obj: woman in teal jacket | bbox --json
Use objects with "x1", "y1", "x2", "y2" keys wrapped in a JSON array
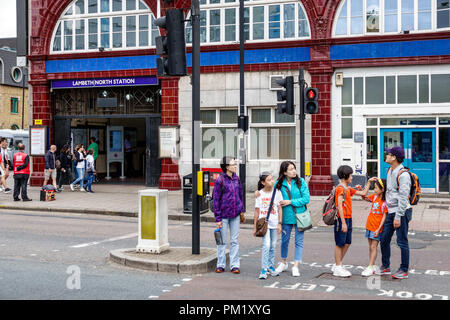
[{"x1": 274, "y1": 161, "x2": 310, "y2": 277}]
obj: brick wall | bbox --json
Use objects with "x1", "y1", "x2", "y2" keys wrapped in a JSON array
[{"x1": 0, "y1": 85, "x2": 30, "y2": 130}]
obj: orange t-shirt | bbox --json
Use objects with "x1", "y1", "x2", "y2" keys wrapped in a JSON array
[
  {"x1": 334, "y1": 185, "x2": 357, "y2": 219},
  {"x1": 366, "y1": 194, "x2": 388, "y2": 232}
]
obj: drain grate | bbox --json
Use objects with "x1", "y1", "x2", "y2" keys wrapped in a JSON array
[{"x1": 315, "y1": 272, "x2": 401, "y2": 282}]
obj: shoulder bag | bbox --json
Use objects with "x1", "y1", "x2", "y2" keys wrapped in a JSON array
[
  {"x1": 283, "y1": 184, "x2": 312, "y2": 232},
  {"x1": 255, "y1": 188, "x2": 277, "y2": 237}
]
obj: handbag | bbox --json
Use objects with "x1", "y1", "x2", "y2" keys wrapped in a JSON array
[
  {"x1": 283, "y1": 185, "x2": 313, "y2": 232},
  {"x1": 255, "y1": 188, "x2": 277, "y2": 237}
]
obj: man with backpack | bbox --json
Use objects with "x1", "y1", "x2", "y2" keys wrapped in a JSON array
[{"x1": 380, "y1": 146, "x2": 414, "y2": 280}]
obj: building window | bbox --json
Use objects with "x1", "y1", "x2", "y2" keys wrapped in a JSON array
[
  {"x1": 334, "y1": 0, "x2": 447, "y2": 36},
  {"x1": 185, "y1": 1, "x2": 310, "y2": 45},
  {"x1": 11, "y1": 97, "x2": 19, "y2": 114},
  {"x1": 249, "y1": 108, "x2": 296, "y2": 160},
  {"x1": 439, "y1": 118, "x2": 450, "y2": 192},
  {"x1": 201, "y1": 109, "x2": 238, "y2": 159},
  {"x1": 341, "y1": 78, "x2": 353, "y2": 139},
  {"x1": 51, "y1": 0, "x2": 159, "y2": 53}
]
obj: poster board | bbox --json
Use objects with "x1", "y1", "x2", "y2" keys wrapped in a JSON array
[
  {"x1": 29, "y1": 126, "x2": 47, "y2": 156},
  {"x1": 159, "y1": 126, "x2": 180, "y2": 159}
]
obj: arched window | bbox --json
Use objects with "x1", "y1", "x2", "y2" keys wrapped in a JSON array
[
  {"x1": 51, "y1": 0, "x2": 160, "y2": 53},
  {"x1": 185, "y1": 0, "x2": 311, "y2": 45},
  {"x1": 333, "y1": 0, "x2": 449, "y2": 37}
]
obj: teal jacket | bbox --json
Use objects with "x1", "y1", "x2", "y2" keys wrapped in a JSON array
[{"x1": 277, "y1": 177, "x2": 310, "y2": 225}]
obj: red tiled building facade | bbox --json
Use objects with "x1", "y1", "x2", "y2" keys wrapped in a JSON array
[{"x1": 28, "y1": 0, "x2": 450, "y2": 194}]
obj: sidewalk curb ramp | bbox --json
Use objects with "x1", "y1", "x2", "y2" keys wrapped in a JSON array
[{"x1": 109, "y1": 247, "x2": 228, "y2": 274}]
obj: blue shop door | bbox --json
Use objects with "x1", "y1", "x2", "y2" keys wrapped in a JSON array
[{"x1": 380, "y1": 128, "x2": 436, "y2": 190}]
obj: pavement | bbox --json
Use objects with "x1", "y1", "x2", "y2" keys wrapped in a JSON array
[{"x1": 1, "y1": 179, "x2": 449, "y2": 274}]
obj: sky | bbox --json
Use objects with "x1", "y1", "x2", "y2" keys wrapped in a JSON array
[{"x1": 0, "y1": 0, "x2": 17, "y2": 38}]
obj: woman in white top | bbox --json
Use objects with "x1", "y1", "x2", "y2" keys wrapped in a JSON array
[{"x1": 70, "y1": 146, "x2": 86, "y2": 191}]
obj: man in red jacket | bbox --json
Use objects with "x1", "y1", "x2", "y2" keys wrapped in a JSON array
[{"x1": 13, "y1": 143, "x2": 32, "y2": 202}]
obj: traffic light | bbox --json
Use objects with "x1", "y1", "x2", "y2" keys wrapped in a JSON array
[
  {"x1": 304, "y1": 87, "x2": 318, "y2": 114},
  {"x1": 275, "y1": 76, "x2": 294, "y2": 115},
  {"x1": 154, "y1": 9, "x2": 187, "y2": 76}
]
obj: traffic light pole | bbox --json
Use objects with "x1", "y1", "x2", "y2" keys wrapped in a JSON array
[
  {"x1": 299, "y1": 68, "x2": 306, "y2": 179},
  {"x1": 191, "y1": 0, "x2": 201, "y2": 254},
  {"x1": 238, "y1": 0, "x2": 247, "y2": 210}
]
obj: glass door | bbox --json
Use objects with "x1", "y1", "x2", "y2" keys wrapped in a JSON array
[
  {"x1": 409, "y1": 129, "x2": 435, "y2": 189},
  {"x1": 380, "y1": 129, "x2": 406, "y2": 178}
]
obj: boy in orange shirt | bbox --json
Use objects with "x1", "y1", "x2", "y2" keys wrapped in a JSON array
[{"x1": 332, "y1": 165, "x2": 375, "y2": 277}]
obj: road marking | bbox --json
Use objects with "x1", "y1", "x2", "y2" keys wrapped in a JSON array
[
  {"x1": 148, "y1": 296, "x2": 159, "y2": 299},
  {"x1": 69, "y1": 233, "x2": 138, "y2": 248}
]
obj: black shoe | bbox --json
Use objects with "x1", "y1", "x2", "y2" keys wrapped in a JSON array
[
  {"x1": 14, "y1": 198, "x2": 21, "y2": 201},
  {"x1": 89, "y1": 190, "x2": 95, "y2": 193},
  {"x1": 23, "y1": 198, "x2": 32, "y2": 202}
]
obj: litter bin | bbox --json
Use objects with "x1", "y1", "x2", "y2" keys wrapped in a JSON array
[{"x1": 183, "y1": 173, "x2": 209, "y2": 214}]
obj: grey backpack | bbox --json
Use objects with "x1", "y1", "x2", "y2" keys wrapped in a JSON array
[{"x1": 322, "y1": 185, "x2": 346, "y2": 225}]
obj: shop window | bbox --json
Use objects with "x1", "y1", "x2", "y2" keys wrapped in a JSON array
[
  {"x1": 431, "y1": 74, "x2": 450, "y2": 103},
  {"x1": 200, "y1": 110, "x2": 216, "y2": 124},
  {"x1": 354, "y1": 77, "x2": 363, "y2": 104},
  {"x1": 201, "y1": 109, "x2": 238, "y2": 159},
  {"x1": 385, "y1": 76, "x2": 396, "y2": 103},
  {"x1": 439, "y1": 127, "x2": 450, "y2": 192},
  {"x1": 365, "y1": 76, "x2": 384, "y2": 104},
  {"x1": 397, "y1": 75, "x2": 417, "y2": 103},
  {"x1": 219, "y1": 110, "x2": 237, "y2": 124},
  {"x1": 419, "y1": 75, "x2": 429, "y2": 103}
]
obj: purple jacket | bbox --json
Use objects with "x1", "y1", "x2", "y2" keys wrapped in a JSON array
[{"x1": 213, "y1": 172, "x2": 244, "y2": 222}]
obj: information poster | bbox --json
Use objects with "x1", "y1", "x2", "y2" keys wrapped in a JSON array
[
  {"x1": 159, "y1": 126, "x2": 180, "y2": 159},
  {"x1": 30, "y1": 126, "x2": 47, "y2": 156}
]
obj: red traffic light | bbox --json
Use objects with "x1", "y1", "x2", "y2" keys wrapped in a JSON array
[{"x1": 306, "y1": 88, "x2": 316, "y2": 100}]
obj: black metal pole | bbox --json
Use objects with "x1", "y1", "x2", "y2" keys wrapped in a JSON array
[
  {"x1": 191, "y1": 0, "x2": 201, "y2": 254},
  {"x1": 299, "y1": 68, "x2": 305, "y2": 179},
  {"x1": 238, "y1": 0, "x2": 246, "y2": 209}
]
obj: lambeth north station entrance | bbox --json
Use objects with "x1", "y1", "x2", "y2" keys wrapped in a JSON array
[{"x1": 51, "y1": 77, "x2": 161, "y2": 186}]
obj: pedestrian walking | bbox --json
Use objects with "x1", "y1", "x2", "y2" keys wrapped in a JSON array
[
  {"x1": 253, "y1": 172, "x2": 283, "y2": 280},
  {"x1": 84, "y1": 149, "x2": 96, "y2": 193},
  {"x1": 70, "y1": 145, "x2": 86, "y2": 192},
  {"x1": 43, "y1": 145, "x2": 60, "y2": 192},
  {"x1": 0, "y1": 137, "x2": 12, "y2": 193},
  {"x1": 360, "y1": 177, "x2": 388, "y2": 277},
  {"x1": 380, "y1": 146, "x2": 413, "y2": 279},
  {"x1": 12, "y1": 143, "x2": 32, "y2": 202},
  {"x1": 57, "y1": 146, "x2": 72, "y2": 190},
  {"x1": 0, "y1": 146, "x2": 10, "y2": 194},
  {"x1": 88, "y1": 137, "x2": 99, "y2": 182},
  {"x1": 213, "y1": 156, "x2": 245, "y2": 274},
  {"x1": 332, "y1": 165, "x2": 371, "y2": 277}
]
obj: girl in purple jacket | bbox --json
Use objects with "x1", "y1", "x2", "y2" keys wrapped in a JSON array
[{"x1": 213, "y1": 156, "x2": 245, "y2": 274}]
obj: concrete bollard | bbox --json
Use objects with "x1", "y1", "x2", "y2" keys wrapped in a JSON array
[{"x1": 136, "y1": 189, "x2": 169, "y2": 253}]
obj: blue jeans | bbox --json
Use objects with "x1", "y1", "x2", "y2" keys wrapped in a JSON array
[
  {"x1": 72, "y1": 168, "x2": 85, "y2": 188},
  {"x1": 280, "y1": 224, "x2": 304, "y2": 263},
  {"x1": 261, "y1": 228, "x2": 278, "y2": 270},
  {"x1": 381, "y1": 209, "x2": 412, "y2": 272},
  {"x1": 85, "y1": 172, "x2": 95, "y2": 191},
  {"x1": 217, "y1": 215, "x2": 240, "y2": 269}
]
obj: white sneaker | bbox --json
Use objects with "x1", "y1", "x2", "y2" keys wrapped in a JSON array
[
  {"x1": 331, "y1": 263, "x2": 336, "y2": 272},
  {"x1": 361, "y1": 266, "x2": 375, "y2": 277},
  {"x1": 373, "y1": 265, "x2": 381, "y2": 275},
  {"x1": 275, "y1": 262, "x2": 288, "y2": 274},
  {"x1": 292, "y1": 266, "x2": 300, "y2": 277},
  {"x1": 70, "y1": 184, "x2": 74, "y2": 191},
  {"x1": 333, "y1": 265, "x2": 352, "y2": 277},
  {"x1": 80, "y1": 188, "x2": 85, "y2": 192}
]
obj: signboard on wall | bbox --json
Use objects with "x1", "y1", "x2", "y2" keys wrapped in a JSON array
[
  {"x1": 29, "y1": 126, "x2": 47, "y2": 156},
  {"x1": 159, "y1": 126, "x2": 180, "y2": 159},
  {"x1": 51, "y1": 76, "x2": 158, "y2": 89}
]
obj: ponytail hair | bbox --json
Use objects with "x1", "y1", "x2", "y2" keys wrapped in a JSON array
[{"x1": 257, "y1": 171, "x2": 271, "y2": 191}]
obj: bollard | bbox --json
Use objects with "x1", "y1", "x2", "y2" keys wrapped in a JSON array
[{"x1": 136, "y1": 189, "x2": 169, "y2": 253}]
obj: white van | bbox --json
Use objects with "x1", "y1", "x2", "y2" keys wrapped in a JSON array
[{"x1": 0, "y1": 129, "x2": 30, "y2": 162}]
